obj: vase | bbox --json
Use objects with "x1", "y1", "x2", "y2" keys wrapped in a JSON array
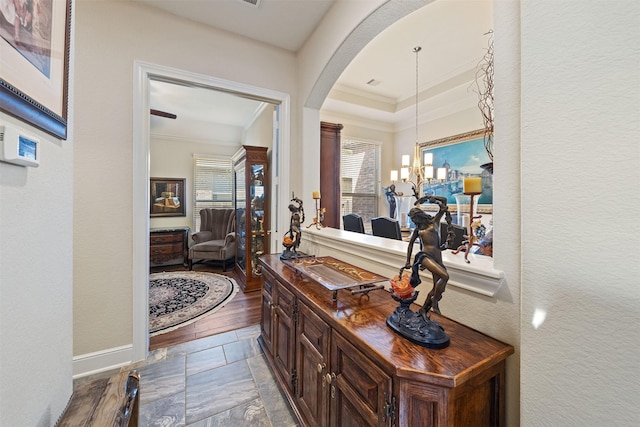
[
  {"x1": 480, "y1": 162, "x2": 493, "y2": 175},
  {"x1": 453, "y1": 193, "x2": 478, "y2": 229}
]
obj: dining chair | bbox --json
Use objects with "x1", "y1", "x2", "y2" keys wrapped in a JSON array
[
  {"x1": 370, "y1": 216, "x2": 402, "y2": 240},
  {"x1": 342, "y1": 213, "x2": 365, "y2": 234}
]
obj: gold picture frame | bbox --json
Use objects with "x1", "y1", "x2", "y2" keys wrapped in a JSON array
[{"x1": 419, "y1": 129, "x2": 493, "y2": 214}]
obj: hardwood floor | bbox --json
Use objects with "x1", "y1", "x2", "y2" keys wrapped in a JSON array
[{"x1": 149, "y1": 262, "x2": 262, "y2": 351}]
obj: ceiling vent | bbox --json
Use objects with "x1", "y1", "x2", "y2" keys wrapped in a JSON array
[{"x1": 238, "y1": 0, "x2": 263, "y2": 8}]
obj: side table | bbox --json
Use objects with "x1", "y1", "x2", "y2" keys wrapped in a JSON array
[{"x1": 150, "y1": 227, "x2": 189, "y2": 267}]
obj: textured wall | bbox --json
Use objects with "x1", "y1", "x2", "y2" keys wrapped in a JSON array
[
  {"x1": 0, "y1": 114, "x2": 74, "y2": 425},
  {"x1": 73, "y1": 1, "x2": 296, "y2": 357},
  {"x1": 0, "y1": 3, "x2": 75, "y2": 423},
  {"x1": 519, "y1": 1, "x2": 640, "y2": 425},
  {"x1": 0, "y1": 86, "x2": 74, "y2": 427}
]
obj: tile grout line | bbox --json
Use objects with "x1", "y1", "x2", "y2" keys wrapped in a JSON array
[{"x1": 183, "y1": 352, "x2": 188, "y2": 426}]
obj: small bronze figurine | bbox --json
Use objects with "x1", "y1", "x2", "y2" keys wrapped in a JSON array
[
  {"x1": 385, "y1": 184, "x2": 398, "y2": 218},
  {"x1": 280, "y1": 194, "x2": 305, "y2": 260}
]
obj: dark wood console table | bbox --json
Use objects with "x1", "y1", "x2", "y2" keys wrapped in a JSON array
[
  {"x1": 149, "y1": 227, "x2": 189, "y2": 267},
  {"x1": 258, "y1": 254, "x2": 514, "y2": 426}
]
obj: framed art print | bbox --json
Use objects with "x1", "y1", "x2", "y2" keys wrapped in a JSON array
[
  {"x1": 420, "y1": 129, "x2": 493, "y2": 209},
  {"x1": 0, "y1": 0, "x2": 71, "y2": 139},
  {"x1": 150, "y1": 178, "x2": 186, "y2": 217}
]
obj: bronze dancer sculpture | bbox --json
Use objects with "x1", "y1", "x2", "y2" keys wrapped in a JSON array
[
  {"x1": 402, "y1": 195, "x2": 452, "y2": 318},
  {"x1": 387, "y1": 193, "x2": 454, "y2": 348},
  {"x1": 280, "y1": 195, "x2": 305, "y2": 260}
]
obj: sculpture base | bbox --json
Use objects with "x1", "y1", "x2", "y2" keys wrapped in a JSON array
[
  {"x1": 386, "y1": 292, "x2": 450, "y2": 349},
  {"x1": 279, "y1": 250, "x2": 309, "y2": 261}
]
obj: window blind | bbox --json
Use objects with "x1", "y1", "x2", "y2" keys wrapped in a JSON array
[
  {"x1": 193, "y1": 156, "x2": 234, "y2": 231},
  {"x1": 340, "y1": 139, "x2": 379, "y2": 227}
]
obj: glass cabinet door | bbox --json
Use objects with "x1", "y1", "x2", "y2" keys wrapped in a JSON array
[
  {"x1": 250, "y1": 163, "x2": 265, "y2": 277},
  {"x1": 235, "y1": 165, "x2": 246, "y2": 275},
  {"x1": 233, "y1": 145, "x2": 269, "y2": 292}
]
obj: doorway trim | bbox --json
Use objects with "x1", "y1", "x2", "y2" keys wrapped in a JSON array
[{"x1": 132, "y1": 61, "x2": 291, "y2": 360}]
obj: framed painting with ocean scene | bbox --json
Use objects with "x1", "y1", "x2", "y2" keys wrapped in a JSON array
[{"x1": 420, "y1": 129, "x2": 493, "y2": 211}]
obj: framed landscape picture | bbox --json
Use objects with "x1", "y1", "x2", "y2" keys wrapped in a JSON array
[
  {"x1": 420, "y1": 129, "x2": 493, "y2": 211},
  {"x1": 0, "y1": 0, "x2": 72, "y2": 139},
  {"x1": 150, "y1": 178, "x2": 186, "y2": 217}
]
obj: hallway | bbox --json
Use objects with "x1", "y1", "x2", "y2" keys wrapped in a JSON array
[{"x1": 75, "y1": 324, "x2": 298, "y2": 426}]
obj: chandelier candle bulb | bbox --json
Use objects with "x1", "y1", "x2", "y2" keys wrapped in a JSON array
[
  {"x1": 401, "y1": 155, "x2": 411, "y2": 167},
  {"x1": 425, "y1": 166, "x2": 434, "y2": 179},
  {"x1": 390, "y1": 170, "x2": 398, "y2": 182},
  {"x1": 312, "y1": 191, "x2": 321, "y2": 199},
  {"x1": 437, "y1": 167, "x2": 447, "y2": 181},
  {"x1": 423, "y1": 152, "x2": 433, "y2": 165},
  {"x1": 463, "y1": 177, "x2": 482, "y2": 194},
  {"x1": 400, "y1": 167, "x2": 410, "y2": 180}
]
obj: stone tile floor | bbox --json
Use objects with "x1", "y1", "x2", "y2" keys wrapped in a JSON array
[{"x1": 74, "y1": 324, "x2": 298, "y2": 426}]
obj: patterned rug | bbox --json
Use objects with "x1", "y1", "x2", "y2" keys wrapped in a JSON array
[{"x1": 149, "y1": 271, "x2": 239, "y2": 336}]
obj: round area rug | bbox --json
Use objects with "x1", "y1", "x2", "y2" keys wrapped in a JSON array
[{"x1": 149, "y1": 271, "x2": 239, "y2": 336}]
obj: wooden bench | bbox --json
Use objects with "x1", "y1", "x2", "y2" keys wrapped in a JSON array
[{"x1": 56, "y1": 370, "x2": 139, "y2": 427}]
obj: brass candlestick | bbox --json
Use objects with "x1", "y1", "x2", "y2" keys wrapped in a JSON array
[{"x1": 306, "y1": 196, "x2": 325, "y2": 229}]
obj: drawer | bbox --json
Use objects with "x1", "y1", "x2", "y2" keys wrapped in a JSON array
[
  {"x1": 150, "y1": 234, "x2": 183, "y2": 244},
  {"x1": 150, "y1": 243, "x2": 183, "y2": 256}
]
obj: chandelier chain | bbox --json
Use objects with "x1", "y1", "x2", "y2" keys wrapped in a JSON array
[{"x1": 414, "y1": 46, "x2": 421, "y2": 146}]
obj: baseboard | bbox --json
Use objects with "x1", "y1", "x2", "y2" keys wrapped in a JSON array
[{"x1": 72, "y1": 344, "x2": 134, "y2": 379}]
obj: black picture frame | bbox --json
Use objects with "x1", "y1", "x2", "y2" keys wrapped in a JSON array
[{"x1": 150, "y1": 178, "x2": 186, "y2": 217}]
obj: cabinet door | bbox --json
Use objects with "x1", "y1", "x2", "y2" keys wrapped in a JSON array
[
  {"x1": 273, "y1": 281, "x2": 296, "y2": 393},
  {"x1": 296, "y1": 301, "x2": 331, "y2": 427},
  {"x1": 330, "y1": 331, "x2": 393, "y2": 427},
  {"x1": 260, "y1": 285, "x2": 274, "y2": 356},
  {"x1": 233, "y1": 145, "x2": 269, "y2": 292},
  {"x1": 248, "y1": 162, "x2": 267, "y2": 279},
  {"x1": 234, "y1": 164, "x2": 247, "y2": 274}
]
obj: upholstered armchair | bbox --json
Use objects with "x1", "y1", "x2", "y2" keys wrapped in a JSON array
[{"x1": 189, "y1": 208, "x2": 236, "y2": 271}]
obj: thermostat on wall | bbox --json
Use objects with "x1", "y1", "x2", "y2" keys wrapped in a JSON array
[{"x1": 0, "y1": 124, "x2": 40, "y2": 167}]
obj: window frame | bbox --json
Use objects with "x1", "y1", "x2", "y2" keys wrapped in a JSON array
[
  {"x1": 192, "y1": 155, "x2": 234, "y2": 231},
  {"x1": 340, "y1": 137, "x2": 381, "y2": 230}
]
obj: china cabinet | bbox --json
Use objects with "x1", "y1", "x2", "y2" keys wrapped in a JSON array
[{"x1": 233, "y1": 145, "x2": 269, "y2": 292}]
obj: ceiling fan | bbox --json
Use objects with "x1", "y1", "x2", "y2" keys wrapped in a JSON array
[{"x1": 150, "y1": 109, "x2": 177, "y2": 119}]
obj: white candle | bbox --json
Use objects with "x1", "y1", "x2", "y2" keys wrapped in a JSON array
[
  {"x1": 400, "y1": 167, "x2": 409, "y2": 180},
  {"x1": 424, "y1": 166, "x2": 434, "y2": 179},
  {"x1": 423, "y1": 152, "x2": 433, "y2": 165},
  {"x1": 390, "y1": 170, "x2": 398, "y2": 182},
  {"x1": 401, "y1": 155, "x2": 410, "y2": 167},
  {"x1": 437, "y1": 167, "x2": 447, "y2": 180}
]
